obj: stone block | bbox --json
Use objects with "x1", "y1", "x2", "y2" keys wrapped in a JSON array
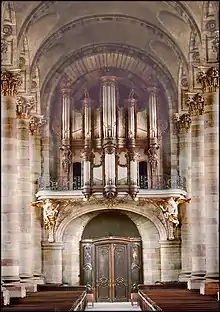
[{"x1": 200, "y1": 280, "x2": 219, "y2": 295}]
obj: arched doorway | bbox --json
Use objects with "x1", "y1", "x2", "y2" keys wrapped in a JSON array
[{"x1": 80, "y1": 210, "x2": 143, "y2": 302}]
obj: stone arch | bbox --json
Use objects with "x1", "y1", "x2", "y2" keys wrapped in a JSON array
[
  {"x1": 55, "y1": 204, "x2": 168, "y2": 243},
  {"x1": 61, "y1": 208, "x2": 162, "y2": 285}
]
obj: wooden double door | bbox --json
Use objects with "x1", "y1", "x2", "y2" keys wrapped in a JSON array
[{"x1": 80, "y1": 237, "x2": 142, "y2": 302}]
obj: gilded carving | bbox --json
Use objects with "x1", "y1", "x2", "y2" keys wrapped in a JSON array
[
  {"x1": 16, "y1": 96, "x2": 35, "y2": 118},
  {"x1": 141, "y1": 196, "x2": 191, "y2": 240},
  {"x1": 174, "y1": 113, "x2": 191, "y2": 133},
  {"x1": 185, "y1": 93, "x2": 205, "y2": 116},
  {"x1": 197, "y1": 67, "x2": 219, "y2": 93},
  {"x1": 1, "y1": 70, "x2": 22, "y2": 96}
]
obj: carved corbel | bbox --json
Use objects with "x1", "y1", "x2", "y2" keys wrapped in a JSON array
[
  {"x1": 174, "y1": 113, "x2": 192, "y2": 134},
  {"x1": 1, "y1": 69, "x2": 22, "y2": 97},
  {"x1": 16, "y1": 96, "x2": 35, "y2": 118},
  {"x1": 197, "y1": 67, "x2": 219, "y2": 93},
  {"x1": 185, "y1": 92, "x2": 205, "y2": 116},
  {"x1": 29, "y1": 115, "x2": 47, "y2": 135},
  {"x1": 32, "y1": 199, "x2": 60, "y2": 243}
]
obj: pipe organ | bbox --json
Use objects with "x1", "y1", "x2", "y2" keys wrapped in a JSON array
[{"x1": 57, "y1": 76, "x2": 163, "y2": 198}]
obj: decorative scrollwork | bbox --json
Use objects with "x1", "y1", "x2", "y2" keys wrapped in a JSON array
[
  {"x1": 1, "y1": 70, "x2": 22, "y2": 97},
  {"x1": 185, "y1": 93, "x2": 205, "y2": 116},
  {"x1": 29, "y1": 115, "x2": 47, "y2": 135},
  {"x1": 174, "y1": 113, "x2": 191, "y2": 133},
  {"x1": 197, "y1": 67, "x2": 219, "y2": 93}
]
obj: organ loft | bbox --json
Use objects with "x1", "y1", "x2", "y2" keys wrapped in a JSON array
[
  {"x1": 48, "y1": 75, "x2": 170, "y2": 200},
  {"x1": 1, "y1": 1, "x2": 219, "y2": 306}
]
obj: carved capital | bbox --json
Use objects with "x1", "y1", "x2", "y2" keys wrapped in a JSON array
[
  {"x1": 81, "y1": 150, "x2": 92, "y2": 162},
  {"x1": 1, "y1": 70, "x2": 22, "y2": 97},
  {"x1": 60, "y1": 75, "x2": 72, "y2": 96},
  {"x1": 16, "y1": 96, "x2": 35, "y2": 119},
  {"x1": 129, "y1": 150, "x2": 140, "y2": 162},
  {"x1": 197, "y1": 67, "x2": 219, "y2": 93},
  {"x1": 185, "y1": 92, "x2": 205, "y2": 116},
  {"x1": 29, "y1": 115, "x2": 47, "y2": 135},
  {"x1": 174, "y1": 113, "x2": 191, "y2": 134}
]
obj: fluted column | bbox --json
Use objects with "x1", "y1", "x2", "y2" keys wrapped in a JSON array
[
  {"x1": 29, "y1": 115, "x2": 46, "y2": 283},
  {"x1": 1, "y1": 69, "x2": 22, "y2": 283},
  {"x1": 16, "y1": 96, "x2": 34, "y2": 281},
  {"x1": 100, "y1": 76, "x2": 117, "y2": 197},
  {"x1": 174, "y1": 113, "x2": 192, "y2": 281},
  {"x1": 198, "y1": 67, "x2": 219, "y2": 282},
  {"x1": 186, "y1": 92, "x2": 206, "y2": 289},
  {"x1": 60, "y1": 78, "x2": 72, "y2": 187}
]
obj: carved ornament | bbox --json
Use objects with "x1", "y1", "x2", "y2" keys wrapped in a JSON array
[
  {"x1": 185, "y1": 92, "x2": 205, "y2": 116},
  {"x1": 197, "y1": 67, "x2": 219, "y2": 93},
  {"x1": 211, "y1": 31, "x2": 219, "y2": 61},
  {"x1": 1, "y1": 70, "x2": 22, "y2": 97},
  {"x1": 29, "y1": 115, "x2": 47, "y2": 135},
  {"x1": 174, "y1": 113, "x2": 191, "y2": 133},
  {"x1": 148, "y1": 141, "x2": 160, "y2": 171},
  {"x1": 16, "y1": 96, "x2": 35, "y2": 119},
  {"x1": 1, "y1": 37, "x2": 8, "y2": 60},
  {"x1": 60, "y1": 75, "x2": 72, "y2": 95}
]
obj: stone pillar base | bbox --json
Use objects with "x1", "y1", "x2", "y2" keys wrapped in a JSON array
[
  {"x1": 200, "y1": 280, "x2": 219, "y2": 296},
  {"x1": 20, "y1": 278, "x2": 37, "y2": 293},
  {"x1": 33, "y1": 274, "x2": 45, "y2": 285},
  {"x1": 187, "y1": 277, "x2": 205, "y2": 290},
  {"x1": 2, "y1": 283, "x2": 26, "y2": 298},
  {"x1": 178, "y1": 271, "x2": 191, "y2": 282}
]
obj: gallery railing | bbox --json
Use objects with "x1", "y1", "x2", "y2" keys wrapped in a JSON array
[{"x1": 37, "y1": 175, "x2": 186, "y2": 192}]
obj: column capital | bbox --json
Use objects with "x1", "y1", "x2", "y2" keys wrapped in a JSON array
[
  {"x1": 174, "y1": 113, "x2": 192, "y2": 134},
  {"x1": 100, "y1": 76, "x2": 117, "y2": 85},
  {"x1": 1, "y1": 69, "x2": 22, "y2": 97},
  {"x1": 29, "y1": 114, "x2": 47, "y2": 135},
  {"x1": 147, "y1": 85, "x2": 158, "y2": 94},
  {"x1": 16, "y1": 95, "x2": 35, "y2": 119},
  {"x1": 185, "y1": 92, "x2": 205, "y2": 116},
  {"x1": 196, "y1": 66, "x2": 219, "y2": 93}
]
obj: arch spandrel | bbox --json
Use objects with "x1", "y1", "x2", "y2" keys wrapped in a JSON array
[{"x1": 55, "y1": 200, "x2": 168, "y2": 243}]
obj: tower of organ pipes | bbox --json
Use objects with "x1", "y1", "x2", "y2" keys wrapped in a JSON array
[{"x1": 100, "y1": 76, "x2": 118, "y2": 198}]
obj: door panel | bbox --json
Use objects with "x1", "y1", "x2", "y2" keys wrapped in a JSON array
[
  {"x1": 113, "y1": 244, "x2": 128, "y2": 302},
  {"x1": 96, "y1": 244, "x2": 111, "y2": 301}
]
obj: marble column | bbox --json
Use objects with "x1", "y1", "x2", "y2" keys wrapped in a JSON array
[
  {"x1": 202, "y1": 69, "x2": 219, "y2": 282},
  {"x1": 187, "y1": 93, "x2": 206, "y2": 289},
  {"x1": 16, "y1": 96, "x2": 34, "y2": 281},
  {"x1": 1, "y1": 69, "x2": 22, "y2": 283},
  {"x1": 29, "y1": 115, "x2": 45, "y2": 283},
  {"x1": 160, "y1": 240, "x2": 181, "y2": 282},
  {"x1": 42, "y1": 243, "x2": 64, "y2": 284},
  {"x1": 177, "y1": 123, "x2": 192, "y2": 281}
]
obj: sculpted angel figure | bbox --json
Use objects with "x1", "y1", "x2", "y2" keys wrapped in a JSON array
[{"x1": 144, "y1": 196, "x2": 191, "y2": 240}]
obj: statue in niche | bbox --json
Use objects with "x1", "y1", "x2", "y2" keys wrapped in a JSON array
[
  {"x1": 148, "y1": 141, "x2": 160, "y2": 171},
  {"x1": 60, "y1": 145, "x2": 72, "y2": 172}
]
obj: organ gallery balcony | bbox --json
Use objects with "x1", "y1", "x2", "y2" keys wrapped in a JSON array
[{"x1": 36, "y1": 175, "x2": 187, "y2": 200}]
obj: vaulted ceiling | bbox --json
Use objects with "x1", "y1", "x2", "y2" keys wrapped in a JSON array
[{"x1": 2, "y1": 1, "x2": 219, "y2": 112}]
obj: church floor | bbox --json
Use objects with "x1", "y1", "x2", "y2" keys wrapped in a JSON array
[{"x1": 85, "y1": 302, "x2": 141, "y2": 311}]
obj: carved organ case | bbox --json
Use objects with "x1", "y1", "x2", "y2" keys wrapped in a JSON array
[{"x1": 50, "y1": 76, "x2": 169, "y2": 196}]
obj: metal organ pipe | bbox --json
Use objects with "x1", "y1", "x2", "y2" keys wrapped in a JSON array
[
  {"x1": 100, "y1": 76, "x2": 117, "y2": 198},
  {"x1": 148, "y1": 86, "x2": 158, "y2": 139}
]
